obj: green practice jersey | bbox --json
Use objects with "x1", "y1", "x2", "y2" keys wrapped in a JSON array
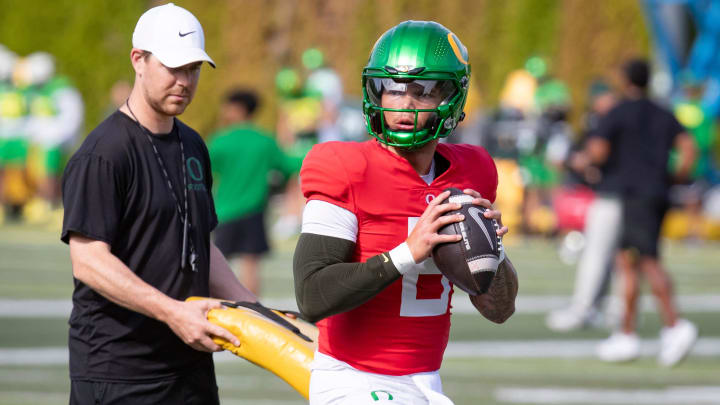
[{"x1": 209, "y1": 123, "x2": 301, "y2": 222}]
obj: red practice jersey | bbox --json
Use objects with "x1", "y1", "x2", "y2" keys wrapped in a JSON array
[{"x1": 300, "y1": 139, "x2": 498, "y2": 375}]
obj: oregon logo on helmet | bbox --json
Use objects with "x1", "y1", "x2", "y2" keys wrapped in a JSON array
[
  {"x1": 362, "y1": 20, "x2": 470, "y2": 149},
  {"x1": 447, "y1": 33, "x2": 468, "y2": 65}
]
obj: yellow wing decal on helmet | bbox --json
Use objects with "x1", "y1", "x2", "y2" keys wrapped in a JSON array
[{"x1": 447, "y1": 33, "x2": 468, "y2": 65}]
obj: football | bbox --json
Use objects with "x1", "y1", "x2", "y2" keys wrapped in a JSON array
[{"x1": 432, "y1": 187, "x2": 503, "y2": 295}]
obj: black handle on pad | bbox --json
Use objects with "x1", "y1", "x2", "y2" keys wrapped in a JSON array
[{"x1": 221, "y1": 301, "x2": 313, "y2": 343}]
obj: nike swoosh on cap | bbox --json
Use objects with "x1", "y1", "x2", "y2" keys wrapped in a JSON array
[{"x1": 179, "y1": 30, "x2": 195, "y2": 37}]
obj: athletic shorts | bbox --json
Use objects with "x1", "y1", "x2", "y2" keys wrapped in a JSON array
[
  {"x1": 620, "y1": 196, "x2": 669, "y2": 258},
  {"x1": 214, "y1": 211, "x2": 269, "y2": 256},
  {"x1": 309, "y1": 352, "x2": 454, "y2": 405},
  {"x1": 69, "y1": 367, "x2": 219, "y2": 405}
]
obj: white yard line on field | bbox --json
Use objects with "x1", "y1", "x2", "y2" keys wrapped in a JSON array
[
  {"x1": 2, "y1": 338, "x2": 718, "y2": 366},
  {"x1": 3, "y1": 295, "x2": 720, "y2": 317},
  {"x1": 494, "y1": 386, "x2": 720, "y2": 404},
  {"x1": 443, "y1": 338, "x2": 720, "y2": 358}
]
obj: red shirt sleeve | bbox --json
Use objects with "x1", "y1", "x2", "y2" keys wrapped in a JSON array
[{"x1": 300, "y1": 142, "x2": 356, "y2": 212}]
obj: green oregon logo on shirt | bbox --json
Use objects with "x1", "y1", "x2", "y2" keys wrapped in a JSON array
[{"x1": 186, "y1": 157, "x2": 207, "y2": 191}]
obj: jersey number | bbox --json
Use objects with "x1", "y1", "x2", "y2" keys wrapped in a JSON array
[{"x1": 399, "y1": 217, "x2": 451, "y2": 317}]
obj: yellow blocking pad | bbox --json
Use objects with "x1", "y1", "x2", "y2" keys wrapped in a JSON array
[{"x1": 186, "y1": 297, "x2": 317, "y2": 399}]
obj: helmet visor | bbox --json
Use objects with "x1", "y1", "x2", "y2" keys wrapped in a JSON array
[{"x1": 366, "y1": 78, "x2": 457, "y2": 110}]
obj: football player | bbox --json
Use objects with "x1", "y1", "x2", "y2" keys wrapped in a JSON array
[{"x1": 293, "y1": 21, "x2": 518, "y2": 404}]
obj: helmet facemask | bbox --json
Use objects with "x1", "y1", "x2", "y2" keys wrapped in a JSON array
[{"x1": 364, "y1": 75, "x2": 462, "y2": 149}]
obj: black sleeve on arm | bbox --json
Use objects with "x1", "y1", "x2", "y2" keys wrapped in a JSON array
[
  {"x1": 594, "y1": 107, "x2": 618, "y2": 142},
  {"x1": 293, "y1": 233, "x2": 401, "y2": 323},
  {"x1": 60, "y1": 154, "x2": 124, "y2": 245}
]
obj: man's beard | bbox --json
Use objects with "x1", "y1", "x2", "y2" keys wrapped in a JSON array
[{"x1": 145, "y1": 88, "x2": 191, "y2": 117}]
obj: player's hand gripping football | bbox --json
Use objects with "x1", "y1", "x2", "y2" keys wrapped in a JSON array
[
  {"x1": 461, "y1": 188, "x2": 509, "y2": 241},
  {"x1": 406, "y1": 190, "x2": 464, "y2": 263},
  {"x1": 407, "y1": 189, "x2": 508, "y2": 264},
  {"x1": 164, "y1": 299, "x2": 241, "y2": 352}
]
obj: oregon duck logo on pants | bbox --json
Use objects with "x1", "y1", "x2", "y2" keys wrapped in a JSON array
[{"x1": 371, "y1": 390, "x2": 394, "y2": 401}]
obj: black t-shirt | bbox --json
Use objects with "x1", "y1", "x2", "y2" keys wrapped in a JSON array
[
  {"x1": 592, "y1": 98, "x2": 685, "y2": 198},
  {"x1": 61, "y1": 110, "x2": 218, "y2": 382}
]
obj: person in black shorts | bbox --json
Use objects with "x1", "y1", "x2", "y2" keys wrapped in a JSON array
[
  {"x1": 586, "y1": 58, "x2": 698, "y2": 366},
  {"x1": 60, "y1": 4, "x2": 256, "y2": 404},
  {"x1": 208, "y1": 89, "x2": 301, "y2": 295},
  {"x1": 214, "y1": 210, "x2": 270, "y2": 256}
]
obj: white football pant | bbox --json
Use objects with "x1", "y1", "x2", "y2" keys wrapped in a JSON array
[
  {"x1": 570, "y1": 195, "x2": 622, "y2": 314},
  {"x1": 309, "y1": 352, "x2": 454, "y2": 405}
]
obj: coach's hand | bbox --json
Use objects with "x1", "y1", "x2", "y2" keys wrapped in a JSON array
[
  {"x1": 406, "y1": 190, "x2": 464, "y2": 263},
  {"x1": 164, "y1": 299, "x2": 241, "y2": 352}
]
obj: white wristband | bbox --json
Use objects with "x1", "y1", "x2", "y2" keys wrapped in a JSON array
[{"x1": 388, "y1": 242, "x2": 416, "y2": 275}]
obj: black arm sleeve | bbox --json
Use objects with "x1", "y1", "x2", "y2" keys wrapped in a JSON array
[{"x1": 293, "y1": 233, "x2": 401, "y2": 323}]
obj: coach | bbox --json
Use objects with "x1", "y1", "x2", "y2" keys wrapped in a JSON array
[{"x1": 60, "y1": 3, "x2": 255, "y2": 404}]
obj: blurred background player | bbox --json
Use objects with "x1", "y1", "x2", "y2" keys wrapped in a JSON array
[
  {"x1": 668, "y1": 71, "x2": 719, "y2": 240},
  {"x1": 272, "y1": 64, "x2": 321, "y2": 239},
  {"x1": 271, "y1": 48, "x2": 366, "y2": 239},
  {"x1": 546, "y1": 79, "x2": 621, "y2": 331},
  {"x1": 476, "y1": 57, "x2": 574, "y2": 238},
  {"x1": 520, "y1": 56, "x2": 574, "y2": 235},
  {"x1": 302, "y1": 47, "x2": 344, "y2": 144},
  {"x1": 592, "y1": 59, "x2": 697, "y2": 366},
  {"x1": 0, "y1": 45, "x2": 19, "y2": 224},
  {"x1": 0, "y1": 45, "x2": 30, "y2": 222},
  {"x1": 209, "y1": 89, "x2": 301, "y2": 296},
  {"x1": 14, "y1": 51, "x2": 84, "y2": 226}
]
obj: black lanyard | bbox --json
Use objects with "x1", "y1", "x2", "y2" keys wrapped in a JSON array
[{"x1": 125, "y1": 100, "x2": 198, "y2": 272}]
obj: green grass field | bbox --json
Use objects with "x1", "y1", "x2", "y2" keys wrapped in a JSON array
[{"x1": 1, "y1": 223, "x2": 719, "y2": 404}]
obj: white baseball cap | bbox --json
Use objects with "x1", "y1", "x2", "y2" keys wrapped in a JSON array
[{"x1": 132, "y1": 3, "x2": 215, "y2": 68}]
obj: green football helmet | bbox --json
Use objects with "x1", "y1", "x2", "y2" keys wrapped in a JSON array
[{"x1": 362, "y1": 20, "x2": 471, "y2": 149}]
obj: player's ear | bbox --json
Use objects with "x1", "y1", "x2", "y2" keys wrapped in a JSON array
[{"x1": 130, "y1": 48, "x2": 149, "y2": 77}]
